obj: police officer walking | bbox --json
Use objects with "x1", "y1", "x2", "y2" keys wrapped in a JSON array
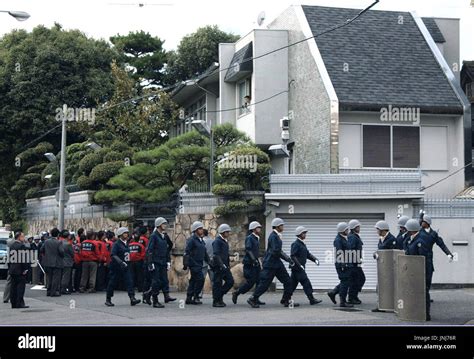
[
  {"x1": 232, "y1": 221, "x2": 264, "y2": 305},
  {"x1": 375, "y1": 220, "x2": 398, "y2": 250},
  {"x1": 247, "y1": 218, "x2": 298, "y2": 308},
  {"x1": 289, "y1": 226, "x2": 322, "y2": 305},
  {"x1": 396, "y1": 216, "x2": 410, "y2": 250},
  {"x1": 211, "y1": 224, "x2": 235, "y2": 307},
  {"x1": 420, "y1": 214, "x2": 453, "y2": 263},
  {"x1": 347, "y1": 219, "x2": 365, "y2": 305},
  {"x1": 184, "y1": 221, "x2": 210, "y2": 305},
  {"x1": 105, "y1": 227, "x2": 141, "y2": 307},
  {"x1": 330, "y1": 222, "x2": 354, "y2": 308},
  {"x1": 161, "y1": 223, "x2": 176, "y2": 304},
  {"x1": 144, "y1": 217, "x2": 170, "y2": 308}
]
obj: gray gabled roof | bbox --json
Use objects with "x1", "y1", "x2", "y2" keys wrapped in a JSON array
[{"x1": 302, "y1": 5, "x2": 462, "y2": 114}]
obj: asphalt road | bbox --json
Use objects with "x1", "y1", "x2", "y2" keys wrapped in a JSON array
[{"x1": 0, "y1": 281, "x2": 473, "y2": 326}]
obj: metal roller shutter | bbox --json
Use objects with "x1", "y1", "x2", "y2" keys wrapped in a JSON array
[{"x1": 276, "y1": 215, "x2": 383, "y2": 290}]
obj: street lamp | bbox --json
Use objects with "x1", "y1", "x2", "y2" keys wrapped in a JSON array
[
  {"x1": 192, "y1": 119, "x2": 214, "y2": 190},
  {"x1": 0, "y1": 10, "x2": 30, "y2": 21},
  {"x1": 44, "y1": 153, "x2": 57, "y2": 163},
  {"x1": 86, "y1": 142, "x2": 102, "y2": 151}
]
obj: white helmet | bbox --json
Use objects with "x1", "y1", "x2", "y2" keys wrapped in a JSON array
[
  {"x1": 337, "y1": 222, "x2": 349, "y2": 233},
  {"x1": 271, "y1": 218, "x2": 285, "y2": 227},
  {"x1": 348, "y1": 219, "x2": 361, "y2": 230},
  {"x1": 405, "y1": 219, "x2": 421, "y2": 232},
  {"x1": 249, "y1": 221, "x2": 262, "y2": 231},
  {"x1": 155, "y1": 217, "x2": 168, "y2": 227},
  {"x1": 397, "y1": 215, "x2": 410, "y2": 227},
  {"x1": 117, "y1": 227, "x2": 129, "y2": 237},
  {"x1": 218, "y1": 224, "x2": 232, "y2": 234},
  {"x1": 295, "y1": 226, "x2": 308, "y2": 236},
  {"x1": 374, "y1": 220, "x2": 390, "y2": 231},
  {"x1": 191, "y1": 221, "x2": 204, "y2": 232},
  {"x1": 422, "y1": 214, "x2": 432, "y2": 225}
]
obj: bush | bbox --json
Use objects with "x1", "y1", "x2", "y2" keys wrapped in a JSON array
[
  {"x1": 76, "y1": 175, "x2": 92, "y2": 189},
  {"x1": 103, "y1": 150, "x2": 125, "y2": 163},
  {"x1": 214, "y1": 200, "x2": 248, "y2": 216},
  {"x1": 78, "y1": 152, "x2": 103, "y2": 174},
  {"x1": 248, "y1": 197, "x2": 263, "y2": 207},
  {"x1": 89, "y1": 161, "x2": 124, "y2": 184},
  {"x1": 212, "y1": 184, "x2": 243, "y2": 197}
]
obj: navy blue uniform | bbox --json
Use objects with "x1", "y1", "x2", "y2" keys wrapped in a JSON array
[
  {"x1": 395, "y1": 230, "x2": 407, "y2": 250},
  {"x1": 106, "y1": 239, "x2": 135, "y2": 298},
  {"x1": 184, "y1": 234, "x2": 209, "y2": 298},
  {"x1": 147, "y1": 230, "x2": 170, "y2": 297},
  {"x1": 289, "y1": 238, "x2": 316, "y2": 299},
  {"x1": 405, "y1": 231, "x2": 432, "y2": 317},
  {"x1": 211, "y1": 236, "x2": 234, "y2": 301},
  {"x1": 253, "y1": 230, "x2": 293, "y2": 300},
  {"x1": 237, "y1": 233, "x2": 261, "y2": 295},
  {"x1": 423, "y1": 228, "x2": 452, "y2": 271},
  {"x1": 348, "y1": 232, "x2": 365, "y2": 300},
  {"x1": 378, "y1": 232, "x2": 398, "y2": 250},
  {"x1": 162, "y1": 233, "x2": 173, "y2": 294},
  {"x1": 333, "y1": 233, "x2": 354, "y2": 302}
]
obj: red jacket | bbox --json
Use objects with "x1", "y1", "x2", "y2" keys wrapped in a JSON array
[
  {"x1": 73, "y1": 242, "x2": 82, "y2": 265},
  {"x1": 103, "y1": 240, "x2": 114, "y2": 264},
  {"x1": 129, "y1": 242, "x2": 146, "y2": 262},
  {"x1": 138, "y1": 235, "x2": 149, "y2": 250},
  {"x1": 96, "y1": 240, "x2": 108, "y2": 263},
  {"x1": 79, "y1": 239, "x2": 101, "y2": 262}
]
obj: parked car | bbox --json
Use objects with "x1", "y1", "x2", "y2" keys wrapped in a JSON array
[{"x1": 0, "y1": 229, "x2": 12, "y2": 279}]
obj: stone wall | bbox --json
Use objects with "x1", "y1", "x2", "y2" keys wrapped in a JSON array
[
  {"x1": 27, "y1": 218, "x2": 124, "y2": 236},
  {"x1": 168, "y1": 212, "x2": 265, "y2": 292}
]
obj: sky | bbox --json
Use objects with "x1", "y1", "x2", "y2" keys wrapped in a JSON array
[{"x1": 0, "y1": 0, "x2": 473, "y2": 61}]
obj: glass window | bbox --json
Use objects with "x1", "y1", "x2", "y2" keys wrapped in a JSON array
[
  {"x1": 393, "y1": 126, "x2": 420, "y2": 168},
  {"x1": 363, "y1": 125, "x2": 391, "y2": 167},
  {"x1": 238, "y1": 78, "x2": 251, "y2": 116}
]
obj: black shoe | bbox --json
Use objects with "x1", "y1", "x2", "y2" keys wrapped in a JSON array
[
  {"x1": 327, "y1": 291, "x2": 337, "y2": 304},
  {"x1": 164, "y1": 293, "x2": 176, "y2": 303},
  {"x1": 105, "y1": 298, "x2": 114, "y2": 307},
  {"x1": 213, "y1": 300, "x2": 225, "y2": 307},
  {"x1": 247, "y1": 297, "x2": 260, "y2": 308},
  {"x1": 348, "y1": 298, "x2": 361, "y2": 305},
  {"x1": 19, "y1": 305, "x2": 30, "y2": 309},
  {"x1": 426, "y1": 314, "x2": 431, "y2": 321},
  {"x1": 371, "y1": 308, "x2": 383, "y2": 312},
  {"x1": 340, "y1": 301, "x2": 354, "y2": 308},
  {"x1": 257, "y1": 299, "x2": 266, "y2": 305},
  {"x1": 232, "y1": 291, "x2": 239, "y2": 304},
  {"x1": 152, "y1": 296, "x2": 165, "y2": 308},
  {"x1": 430, "y1": 299, "x2": 434, "y2": 303},
  {"x1": 220, "y1": 299, "x2": 227, "y2": 307},
  {"x1": 3, "y1": 300, "x2": 8, "y2": 303},
  {"x1": 130, "y1": 297, "x2": 141, "y2": 306},
  {"x1": 61, "y1": 290, "x2": 70, "y2": 295},
  {"x1": 143, "y1": 291, "x2": 152, "y2": 305},
  {"x1": 309, "y1": 298, "x2": 323, "y2": 305},
  {"x1": 51, "y1": 292, "x2": 61, "y2": 297},
  {"x1": 185, "y1": 296, "x2": 195, "y2": 305},
  {"x1": 283, "y1": 300, "x2": 300, "y2": 307},
  {"x1": 193, "y1": 296, "x2": 202, "y2": 305}
]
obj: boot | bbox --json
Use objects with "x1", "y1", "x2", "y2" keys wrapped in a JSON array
[
  {"x1": 247, "y1": 296, "x2": 260, "y2": 308},
  {"x1": 281, "y1": 294, "x2": 300, "y2": 307},
  {"x1": 185, "y1": 295, "x2": 197, "y2": 305},
  {"x1": 339, "y1": 298, "x2": 354, "y2": 308},
  {"x1": 105, "y1": 297, "x2": 114, "y2": 307},
  {"x1": 193, "y1": 295, "x2": 202, "y2": 305},
  {"x1": 164, "y1": 292, "x2": 176, "y2": 303},
  {"x1": 232, "y1": 291, "x2": 239, "y2": 304},
  {"x1": 219, "y1": 298, "x2": 227, "y2": 307},
  {"x1": 129, "y1": 295, "x2": 141, "y2": 306},
  {"x1": 152, "y1": 295, "x2": 165, "y2": 308},
  {"x1": 308, "y1": 294, "x2": 322, "y2": 305},
  {"x1": 256, "y1": 299, "x2": 266, "y2": 305},
  {"x1": 327, "y1": 291, "x2": 337, "y2": 304},
  {"x1": 348, "y1": 297, "x2": 361, "y2": 305},
  {"x1": 142, "y1": 290, "x2": 152, "y2": 305},
  {"x1": 426, "y1": 313, "x2": 431, "y2": 321},
  {"x1": 213, "y1": 299, "x2": 225, "y2": 307}
]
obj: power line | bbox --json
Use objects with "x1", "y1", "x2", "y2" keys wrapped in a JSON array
[
  {"x1": 16, "y1": 123, "x2": 62, "y2": 154},
  {"x1": 421, "y1": 162, "x2": 472, "y2": 191}
]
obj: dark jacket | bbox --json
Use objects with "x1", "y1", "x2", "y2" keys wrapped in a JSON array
[
  {"x1": 424, "y1": 228, "x2": 452, "y2": 257},
  {"x1": 395, "y1": 231, "x2": 407, "y2": 250},
  {"x1": 262, "y1": 230, "x2": 286, "y2": 269},
  {"x1": 378, "y1": 232, "x2": 398, "y2": 250},
  {"x1": 243, "y1": 233, "x2": 260, "y2": 266},
  {"x1": 405, "y1": 231, "x2": 433, "y2": 272},
  {"x1": 290, "y1": 238, "x2": 316, "y2": 271},
  {"x1": 62, "y1": 240, "x2": 75, "y2": 268},
  {"x1": 212, "y1": 235, "x2": 230, "y2": 269},
  {"x1": 41, "y1": 237, "x2": 64, "y2": 268},
  {"x1": 348, "y1": 232, "x2": 363, "y2": 265},
  {"x1": 110, "y1": 239, "x2": 130, "y2": 271},
  {"x1": 8, "y1": 240, "x2": 30, "y2": 276},
  {"x1": 146, "y1": 230, "x2": 170, "y2": 266},
  {"x1": 333, "y1": 233, "x2": 353, "y2": 269},
  {"x1": 184, "y1": 234, "x2": 209, "y2": 269}
]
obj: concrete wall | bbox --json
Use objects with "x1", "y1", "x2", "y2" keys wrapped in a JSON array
[
  {"x1": 268, "y1": 6, "x2": 333, "y2": 174},
  {"x1": 219, "y1": 43, "x2": 237, "y2": 125},
  {"x1": 434, "y1": 18, "x2": 460, "y2": 83},
  {"x1": 339, "y1": 112, "x2": 465, "y2": 197}
]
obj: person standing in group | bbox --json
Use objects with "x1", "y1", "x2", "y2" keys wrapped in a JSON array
[
  {"x1": 41, "y1": 228, "x2": 64, "y2": 297},
  {"x1": 3, "y1": 236, "x2": 15, "y2": 304},
  {"x1": 8, "y1": 232, "x2": 30, "y2": 309},
  {"x1": 200, "y1": 229, "x2": 214, "y2": 299},
  {"x1": 183, "y1": 221, "x2": 210, "y2": 305},
  {"x1": 289, "y1": 226, "x2": 322, "y2": 305},
  {"x1": 105, "y1": 227, "x2": 141, "y2": 307},
  {"x1": 330, "y1": 222, "x2": 354, "y2": 308},
  {"x1": 79, "y1": 231, "x2": 101, "y2": 293},
  {"x1": 211, "y1": 224, "x2": 235, "y2": 307},
  {"x1": 347, "y1": 219, "x2": 365, "y2": 305},
  {"x1": 129, "y1": 230, "x2": 146, "y2": 295},
  {"x1": 161, "y1": 222, "x2": 176, "y2": 304},
  {"x1": 247, "y1": 218, "x2": 298, "y2": 308},
  {"x1": 95, "y1": 231, "x2": 109, "y2": 292},
  {"x1": 72, "y1": 234, "x2": 83, "y2": 293},
  {"x1": 60, "y1": 230, "x2": 74, "y2": 295},
  {"x1": 232, "y1": 221, "x2": 264, "y2": 305},
  {"x1": 396, "y1": 216, "x2": 410, "y2": 250}
]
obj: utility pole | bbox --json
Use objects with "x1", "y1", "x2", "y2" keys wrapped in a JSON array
[{"x1": 58, "y1": 107, "x2": 67, "y2": 230}]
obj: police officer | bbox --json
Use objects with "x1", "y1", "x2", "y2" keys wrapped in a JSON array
[
  {"x1": 161, "y1": 222, "x2": 176, "y2": 304},
  {"x1": 404, "y1": 219, "x2": 432, "y2": 321},
  {"x1": 421, "y1": 214, "x2": 453, "y2": 263},
  {"x1": 347, "y1": 219, "x2": 365, "y2": 305},
  {"x1": 144, "y1": 217, "x2": 170, "y2": 308},
  {"x1": 184, "y1": 221, "x2": 210, "y2": 305},
  {"x1": 105, "y1": 227, "x2": 141, "y2": 307},
  {"x1": 375, "y1": 220, "x2": 398, "y2": 250},
  {"x1": 331, "y1": 222, "x2": 354, "y2": 308},
  {"x1": 247, "y1": 218, "x2": 298, "y2": 308},
  {"x1": 289, "y1": 226, "x2": 322, "y2": 305},
  {"x1": 396, "y1": 216, "x2": 410, "y2": 250},
  {"x1": 232, "y1": 221, "x2": 265, "y2": 305},
  {"x1": 211, "y1": 224, "x2": 235, "y2": 307}
]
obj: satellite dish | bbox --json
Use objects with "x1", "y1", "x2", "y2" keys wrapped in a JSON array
[{"x1": 257, "y1": 11, "x2": 266, "y2": 27}]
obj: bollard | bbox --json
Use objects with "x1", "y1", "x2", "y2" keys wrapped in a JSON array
[{"x1": 376, "y1": 249, "x2": 404, "y2": 312}]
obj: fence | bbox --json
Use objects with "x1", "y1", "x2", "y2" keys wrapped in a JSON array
[
  {"x1": 413, "y1": 198, "x2": 474, "y2": 218},
  {"x1": 179, "y1": 191, "x2": 265, "y2": 214}
]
